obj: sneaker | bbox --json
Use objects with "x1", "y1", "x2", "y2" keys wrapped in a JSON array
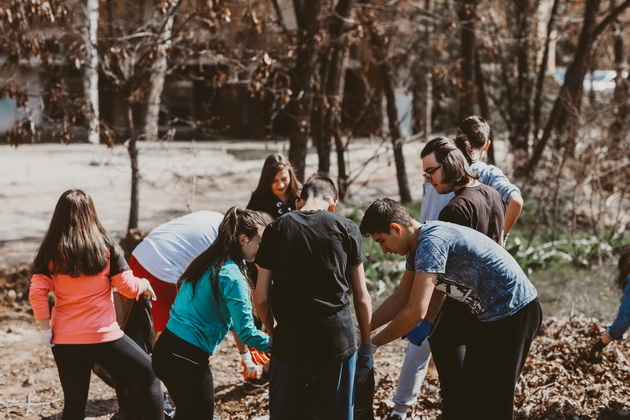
[{"x1": 244, "y1": 377, "x2": 269, "y2": 395}]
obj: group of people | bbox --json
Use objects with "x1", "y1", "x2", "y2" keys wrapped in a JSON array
[{"x1": 28, "y1": 116, "x2": 628, "y2": 420}]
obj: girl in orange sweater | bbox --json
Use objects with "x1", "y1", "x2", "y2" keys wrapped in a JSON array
[{"x1": 29, "y1": 189, "x2": 163, "y2": 420}]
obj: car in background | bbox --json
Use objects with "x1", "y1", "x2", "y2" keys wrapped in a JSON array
[{"x1": 554, "y1": 68, "x2": 629, "y2": 93}]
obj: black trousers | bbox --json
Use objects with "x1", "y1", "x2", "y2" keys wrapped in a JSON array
[
  {"x1": 52, "y1": 334, "x2": 164, "y2": 420},
  {"x1": 430, "y1": 298, "x2": 542, "y2": 420},
  {"x1": 428, "y1": 298, "x2": 475, "y2": 419},
  {"x1": 152, "y1": 328, "x2": 214, "y2": 420}
]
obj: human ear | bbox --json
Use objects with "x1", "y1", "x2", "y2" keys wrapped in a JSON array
[
  {"x1": 296, "y1": 198, "x2": 304, "y2": 210},
  {"x1": 389, "y1": 223, "x2": 403, "y2": 235},
  {"x1": 239, "y1": 233, "x2": 247, "y2": 246},
  {"x1": 483, "y1": 140, "x2": 491, "y2": 151},
  {"x1": 327, "y1": 199, "x2": 338, "y2": 213}
]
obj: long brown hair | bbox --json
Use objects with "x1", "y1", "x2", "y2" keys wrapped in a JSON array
[
  {"x1": 178, "y1": 207, "x2": 267, "y2": 302},
  {"x1": 34, "y1": 189, "x2": 111, "y2": 277},
  {"x1": 420, "y1": 136, "x2": 478, "y2": 187},
  {"x1": 251, "y1": 154, "x2": 301, "y2": 199}
]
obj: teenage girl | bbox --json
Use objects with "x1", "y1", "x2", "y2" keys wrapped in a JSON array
[
  {"x1": 29, "y1": 189, "x2": 163, "y2": 420},
  {"x1": 246, "y1": 153, "x2": 302, "y2": 218},
  {"x1": 152, "y1": 207, "x2": 271, "y2": 419}
]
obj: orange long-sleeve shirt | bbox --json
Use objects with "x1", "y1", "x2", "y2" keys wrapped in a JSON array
[{"x1": 29, "y1": 244, "x2": 145, "y2": 345}]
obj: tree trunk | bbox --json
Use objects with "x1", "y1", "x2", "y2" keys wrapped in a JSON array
[
  {"x1": 381, "y1": 66, "x2": 412, "y2": 203},
  {"x1": 525, "y1": 0, "x2": 601, "y2": 175},
  {"x1": 143, "y1": 1, "x2": 181, "y2": 142},
  {"x1": 334, "y1": 53, "x2": 350, "y2": 200},
  {"x1": 456, "y1": 0, "x2": 478, "y2": 120},
  {"x1": 474, "y1": 49, "x2": 494, "y2": 164},
  {"x1": 609, "y1": 0, "x2": 629, "y2": 149},
  {"x1": 289, "y1": 0, "x2": 321, "y2": 181},
  {"x1": 126, "y1": 104, "x2": 139, "y2": 232},
  {"x1": 508, "y1": 0, "x2": 534, "y2": 158},
  {"x1": 532, "y1": 0, "x2": 560, "y2": 141},
  {"x1": 334, "y1": 131, "x2": 349, "y2": 200},
  {"x1": 314, "y1": 52, "x2": 330, "y2": 175},
  {"x1": 424, "y1": 0, "x2": 433, "y2": 140},
  {"x1": 317, "y1": 0, "x2": 355, "y2": 176},
  {"x1": 361, "y1": 5, "x2": 412, "y2": 203},
  {"x1": 83, "y1": 0, "x2": 100, "y2": 144}
]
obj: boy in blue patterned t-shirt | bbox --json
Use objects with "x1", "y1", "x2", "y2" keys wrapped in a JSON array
[{"x1": 360, "y1": 198, "x2": 541, "y2": 420}]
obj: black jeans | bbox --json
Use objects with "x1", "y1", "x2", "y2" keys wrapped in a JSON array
[
  {"x1": 439, "y1": 298, "x2": 542, "y2": 420},
  {"x1": 52, "y1": 334, "x2": 163, "y2": 420},
  {"x1": 428, "y1": 298, "x2": 475, "y2": 419},
  {"x1": 152, "y1": 328, "x2": 214, "y2": 420}
]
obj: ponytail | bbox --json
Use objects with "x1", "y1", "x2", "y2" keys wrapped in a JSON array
[{"x1": 454, "y1": 134, "x2": 475, "y2": 165}]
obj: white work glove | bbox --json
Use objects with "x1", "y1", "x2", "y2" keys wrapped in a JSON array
[
  {"x1": 240, "y1": 351, "x2": 259, "y2": 379},
  {"x1": 138, "y1": 278, "x2": 157, "y2": 301},
  {"x1": 41, "y1": 328, "x2": 54, "y2": 347}
]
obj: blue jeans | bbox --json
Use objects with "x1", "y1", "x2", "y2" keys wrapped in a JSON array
[{"x1": 269, "y1": 352, "x2": 357, "y2": 420}]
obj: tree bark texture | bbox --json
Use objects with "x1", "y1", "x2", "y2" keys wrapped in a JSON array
[
  {"x1": 456, "y1": 0, "x2": 478, "y2": 120},
  {"x1": 508, "y1": 0, "x2": 534, "y2": 157},
  {"x1": 525, "y1": 0, "x2": 630, "y2": 174},
  {"x1": 289, "y1": 0, "x2": 321, "y2": 182},
  {"x1": 126, "y1": 104, "x2": 139, "y2": 232},
  {"x1": 609, "y1": 0, "x2": 629, "y2": 149},
  {"x1": 532, "y1": 0, "x2": 560, "y2": 141},
  {"x1": 315, "y1": 0, "x2": 354, "y2": 177},
  {"x1": 361, "y1": 9, "x2": 412, "y2": 203},
  {"x1": 83, "y1": 0, "x2": 100, "y2": 144},
  {"x1": 143, "y1": 1, "x2": 182, "y2": 142}
]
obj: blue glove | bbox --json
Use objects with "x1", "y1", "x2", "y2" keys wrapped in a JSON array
[
  {"x1": 356, "y1": 341, "x2": 374, "y2": 383},
  {"x1": 405, "y1": 319, "x2": 434, "y2": 346}
]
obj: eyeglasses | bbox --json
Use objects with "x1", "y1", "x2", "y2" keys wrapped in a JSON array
[{"x1": 422, "y1": 164, "x2": 441, "y2": 181}]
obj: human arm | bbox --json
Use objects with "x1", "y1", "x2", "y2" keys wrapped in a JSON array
[
  {"x1": 349, "y1": 263, "x2": 372, "y2": 344},
  {"x1": 221, "y1": 266, "x2": 269, "y2": 353},
  {"x1": 372, "y1": 272, "x2": 437, "y2": 348},
  {"x1": 29, "y1": 274, "x2": 55, "y2": 347},
  {"x1": 404, "y1": 289, "x2": 446, "y2": 345},
  {"x1": 29, "y1": 273, "x2": 54, "y2": 321},
  {"x1": 108, "y1": 241, "x2": 156, "y2": 300},
  {"x1": 503, "y1": 194, "x2": 523, "y2": 237},
  {"x1": 254, "y1": 267, "x2": 275, "y2": 335},
  {"x1": 588, "y1": 277, "x2": 630, "y2": 362},
  {"x1": 371, "y1": 269, "x2": 415, "y2": 331},
  {"x1": 606, "y1": 276, "x2": 630, "y2": 341}
]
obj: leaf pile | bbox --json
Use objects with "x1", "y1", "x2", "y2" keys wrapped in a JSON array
[{"x1": 515, "y1": 315, "x2": 630, "y2": 419}]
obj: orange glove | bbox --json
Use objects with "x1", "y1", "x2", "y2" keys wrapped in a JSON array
[{"x1": 248, "y1": 347, "x2": 270, "y2": 366}]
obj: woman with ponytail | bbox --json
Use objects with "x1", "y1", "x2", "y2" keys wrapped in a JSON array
[
  {"x1": 152, "y1": 207, "x2": 270, "y2": 419},
  {"x1": 28, "y1": 189, "x2": 163, "y2": 419}
]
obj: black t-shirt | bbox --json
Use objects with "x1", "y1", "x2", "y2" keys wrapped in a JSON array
[
  {"x1": 255, "y1": 210, "x2": 365, "y2": 361},
  {"x1": 438, "y1": 183, "x2": 506, "y2": 243},
  {"x1": 246, "y1": 191, "x2": 296, "y2": 219}
]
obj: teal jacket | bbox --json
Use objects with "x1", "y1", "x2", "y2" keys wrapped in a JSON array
[{"x1": 167, "y1": 259, "x2": 269, "y2": 355}]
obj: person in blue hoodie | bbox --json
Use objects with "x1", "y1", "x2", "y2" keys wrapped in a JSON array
[
  {"x1": 152, "y1": 207, "x2": 270, "y2": 419},
  {"x1": 589, "y1": 252, "x2": 630, "y2": 362}
]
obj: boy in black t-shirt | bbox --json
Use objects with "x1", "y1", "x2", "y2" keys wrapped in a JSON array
[{"x1": 254, "y1": 174, "x2": 372, "y2": 420}]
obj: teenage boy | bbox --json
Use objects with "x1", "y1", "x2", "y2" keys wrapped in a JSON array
[
  {"x1": 254, "y1": 174, "x2": 373, "y2": 420},
  {"x1": 387, "y1": 119, "x2": 524, "y2": 420},
  {"x1": 360, "y1": 198, "x2": 541, "y2": 420}
]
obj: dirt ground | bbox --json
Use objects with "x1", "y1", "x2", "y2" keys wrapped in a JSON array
[{"x1": 1, "y1": 140, "x2": 629, "y2": 419}]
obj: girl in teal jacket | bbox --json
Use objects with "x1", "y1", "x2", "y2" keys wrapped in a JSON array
[{"x1": 152, "y1": 207, "x2": 270, "y2": 419}]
